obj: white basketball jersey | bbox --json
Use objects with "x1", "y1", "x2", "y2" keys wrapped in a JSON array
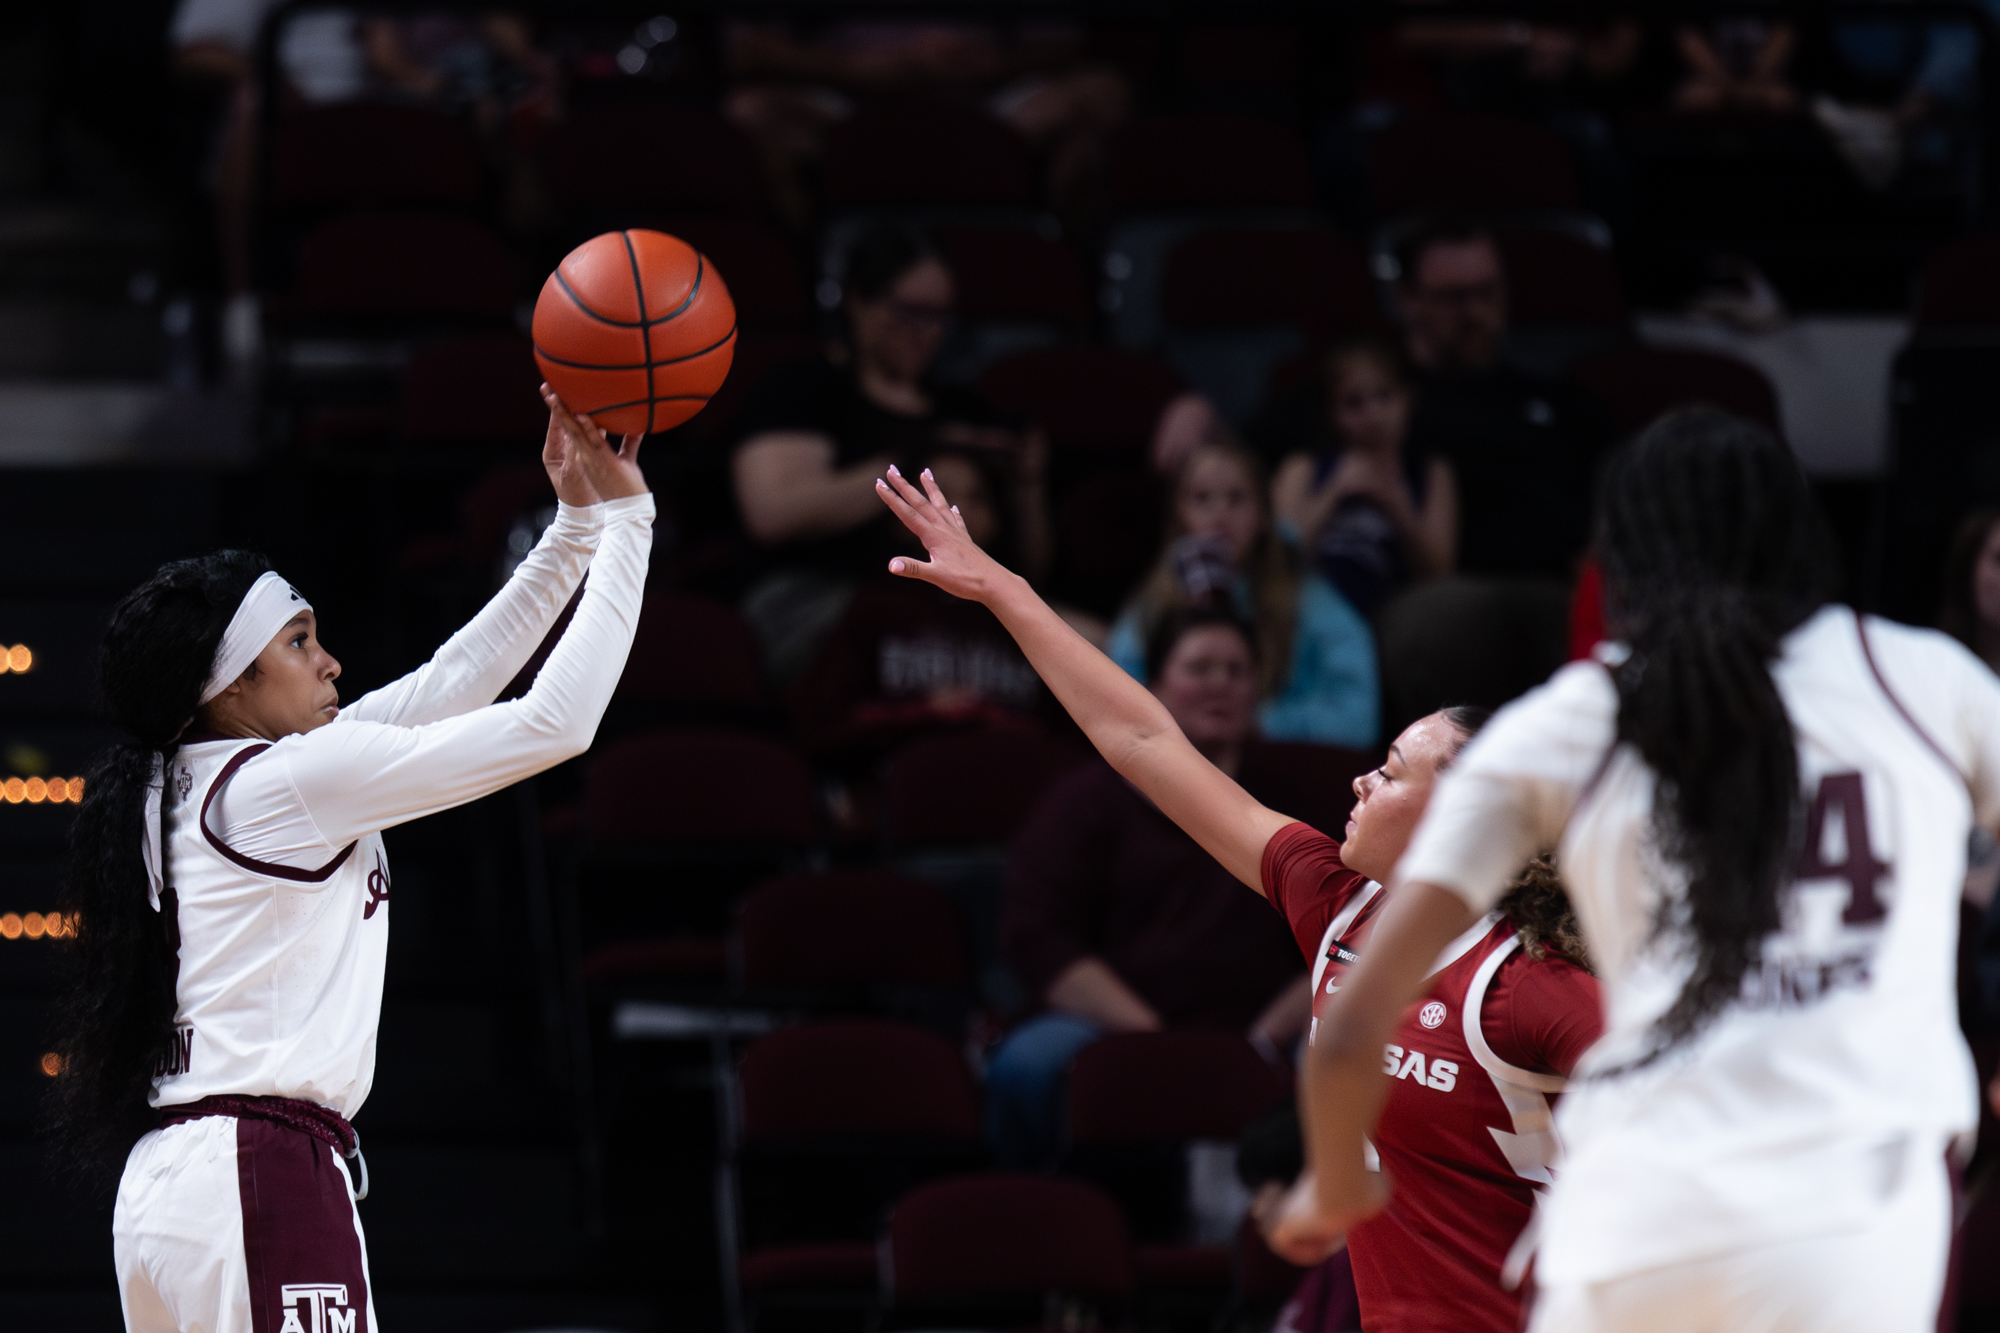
[{"x1": 1399, "y1": 605, "x2": 2000, "y2": 1283}]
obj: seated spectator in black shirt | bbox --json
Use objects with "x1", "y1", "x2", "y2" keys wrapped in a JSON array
[
  {"x1": 988, "y1": 609, "x2": 1311, "y2": 1167},
  {"x1": 1268, "y1": 337, "x2": 1458, "y2": 617},
  {"x1": 1391, "y1": 217, "x2": 1609, "y2": 582},
  {"x1": 732, "y1": 224, "x2": 1044, "y2": 684},
  {"x1": 791, "y1": 447, "x2": 1055, "y2": 772}
]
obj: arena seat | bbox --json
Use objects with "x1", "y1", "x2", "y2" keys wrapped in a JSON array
[
  {"x1": 399, "y1": 333, "x2": 544, "y2": 451},
  {"x1": 1912, "y1": 234, "x2": 2000, "y2": 328},
  {"x1": 1054, "y1": 470, "x2": 1168, "y2": 617},
  {"x1": 543, "y1": 104, "x2": 763, "y2": 215},
  {"x1": 883, "y1": 1173, "x2": 1133, "y2": 1326},
  {"x1": 882, "y1": 729, "x2": 1089, "y2": 849},
  {"x1": 1499, "y1": 230, "x2": 1627, "y2": 330},
  {"x1": 976, "y1": 348, "x2": 1183, "y2": 455},
  {"x1": 823, "y1": 103, "x2": 1036, "y2": 210},
  {"x1": 736, "y1": 870, "x2": 971, "y2": 995},
  {"x1": 610, "y1": 591, "x2": 771, "y2": 728},
  {"x1": 580, "y1": 730, "x2": 820, "y2": 941},
  {"x1": 1568, "y1": 347, "x2": 1780, "y2": 437},
  {"x1": 270, "y1": 103, "x2": 484, "y2": 211},
  {"x1": 933, "y1": 224, "x2": 1092, "y2": 331},
  {"x1": 1370, "y1": 112, "x2": 1581, "y2": 214},
  {"x1": 1161, "y1": 226, "x2": 1379, "y2": 421},
  {"x1": 1109, "y1": 112, "x2": 1314, "y2": 213},
  {"x1": 732, "y1": 1021, "x2": 985, "y2": 1321},
  {"x1": 289, "y1": 212, "x2": 515, "y2": 324},
  {"x1": 1063, "y1": 1032, "x2": 1292, "y2": 1295}
]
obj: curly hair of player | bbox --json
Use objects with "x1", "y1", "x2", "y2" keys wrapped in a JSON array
[{"x1": 1497, "y1": 855, "x2": 1592, "y2": 972}]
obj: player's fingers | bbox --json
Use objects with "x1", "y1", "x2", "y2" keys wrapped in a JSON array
[
  {"x1": 948, "y1": 503, "x2": 969, "y2": 536},
  {"x1": 882, "y1": 466, "x2": 937, "y2": 519},
  {"x1": 619, "y1": 433, "x2": 645, "y2": 463},
  {"x1": 918, "y1": 466, "x2": 950, "y2": 509},
  {"x1": 886, "y1": 555, "x2": 936, "y2": 583},
  {"x1": 875, "y1": 477, "x2": 923, "y2": 528}
]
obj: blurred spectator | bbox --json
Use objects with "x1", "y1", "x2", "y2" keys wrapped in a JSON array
[
  {"x1": 1265, "y1": 337, "x2": 1458, "y2": 618},
  {"x1": 1815, "y1": 1, "x2": 1994, "y2": 190},
  {"x1": 723, "y1": 20, "x2": 1128, "y2": 228},
  {"x1": 1108, "y1": 440, "x2": 1380, "y2": 747},
  {"x1": 1398, "y1": 16, "x2": 1644, "y2": 115},
  {"x1": 362, "y1": 14, "x2": 557, "y2": 127},
  {"x1": 170, "y1": 0, "x2": 286, "y2": 367},
  {"x1": 733, "y1": 224, "x2": 1040, "y2": 685},
  {"x1": 1672, "y1": 11, "x2": 1798, "y2": 114},
  {"x1": 1940, "y1": 508, "x2": 2000, "y2": 674},
  {"x1": 790, "y1": 447, "x2": 1056, "y2": 769},
  {"x1": 1393, "y1": 217, "x2": 1610, "y2": 582},
  {"x1": 990, "y1": 609, "x2": 1311, "y2": 1167}
]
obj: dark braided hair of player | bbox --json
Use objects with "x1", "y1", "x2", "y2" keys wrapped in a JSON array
[
  {"x1": 47, "y1": 550, "x2": 271, "y2": 1183},
  {"x1": 1597, "y1": 407, "x2": 1833, "y2": 1057}
]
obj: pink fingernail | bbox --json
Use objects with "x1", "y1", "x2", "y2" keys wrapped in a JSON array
[
  {"x1": 887, "y1": 464, "x2": 900, "y2": 476},
  {"x1": 922, "y1": 468, "x2": 934, "y2": 479}
]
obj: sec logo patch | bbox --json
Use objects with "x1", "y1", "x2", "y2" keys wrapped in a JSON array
[{"x1": 1418, "y1": 1001, "x2": 1447, "y2": 1029}]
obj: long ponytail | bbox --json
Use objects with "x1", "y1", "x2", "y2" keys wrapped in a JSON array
[
  {"x1": 47, "y1": 550, "x2": 270, "y2": 1182},
  {"x1": 1597, "y1": 408, "x2": 1833, "y2": 1057}
]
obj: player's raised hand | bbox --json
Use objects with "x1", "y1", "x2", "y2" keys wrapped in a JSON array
[
  {"x1": 541, "y1": 385, "x2": 649, "y2": 502},
  {"x1": 876, "y1": 464, "x2": 1007, "y2": 602}
]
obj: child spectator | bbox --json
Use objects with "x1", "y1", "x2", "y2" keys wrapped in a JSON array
[
  {"x1": 1108, "y1": 441, "x2": 1380, "y2": 747},
  {"x1": 1269, "y1": 338, "x2": 1458, "y2": 618}
]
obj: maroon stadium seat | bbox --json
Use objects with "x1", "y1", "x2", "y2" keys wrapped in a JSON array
[
  {"x1": 651, "y1": 216, "x2": 811, "y2": 331},
  {"x1": 1568, "y1": 347, "x2": 1780, "y2": 436},
  {"x1": 586, "y1": 731, "x2": 818, "y2": 847},
  {"x1": 1178, "y1": 25, "x2": 1304, "y2": 91},
  {"x1": 292, "y1": 212, "x2": 514, "y2": 322},
  {"x1": 1068, "y1": 1031, "x2": 1291, "y2": 1146},
  {"x1": 933, "y1": 224, "x2": 1092, "y2": 330},
  {"x1": 977, "y1": 348, "x2": 1183, "y2": 454},
  {"x1": 1109, "y1": 112, "x2": 1313, "y2": 212},
  {"x1": 544, "y1": 104, "x2": 763, "y2": 213},
  {"x1": 1056, "y1": 470, "x2": 1167, "y2": 612},
  {"x1": 400, "y1": 333, "x2": 544, "y2": 449},
  {"x1": 1913, "y1": 235, "x2": 2000, "y2": 328},
  {"x1": 736, "y1": 871, "x2": 970, "y2": 992},
  {"x1": 1498, "y1": 231, "x2": 1627, "y2": 329},
  {"x1": 824, "y1": 104, "x2": 1035, "y2": 210},
  {"x1": 883, "y1": 729, "x2": 1088, "y2": 847},
  {"x1": 271, "y1": 104, "x2": 483, "y2": 210},
  {"x1": 885, "y1": 1174, "x2": 1135, "y2": 1302},
  {"x1": 734, "y1": 1021, "x2": 983, "y2": 1302},
  {"x1": 614, "y1": 592, "x2": 768, "y2": 712},
  {"x1": 1371, "y1": 112, "x2": 1580, "y2": 214},
  {"x1": 1067, "y1": 1032, "x2": 1292, "y2": 1294},
  {"x1": 1163, "y1": 227, "x2": 1379, "y2": 336},
  {"x1": 1237, "y1": 740, "x2": 1377, "y2": 841}
]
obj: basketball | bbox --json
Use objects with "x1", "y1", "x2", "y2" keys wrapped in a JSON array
[{"x1": 531, "y1": 229, "x2": 737, "y2": 435}]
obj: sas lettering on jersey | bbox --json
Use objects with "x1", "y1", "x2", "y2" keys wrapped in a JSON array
[
  {"x1": 153, "y1": 1025, "x2": 193, "y2": 1079},
  {"x1": 1381, "y1": 1043, "x2": 1459, "y2": 1092}
]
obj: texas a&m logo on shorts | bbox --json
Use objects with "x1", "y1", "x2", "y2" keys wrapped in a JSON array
[{"x1": 279, "y1": 1283, "x2": 357, "y2": 1333}]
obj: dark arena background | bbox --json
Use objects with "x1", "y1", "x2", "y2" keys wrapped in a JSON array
[{"x1": 3, "y1": 2, "x2": 2000, "y2": 1330}]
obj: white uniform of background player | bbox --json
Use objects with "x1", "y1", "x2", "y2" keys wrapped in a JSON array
[
  {"x1": 1399, "y1": 605, "x2": 2000, "y2": 1331},
  {"x1": 113, "y1": 492, "x2": 653, "y2": 1333}
]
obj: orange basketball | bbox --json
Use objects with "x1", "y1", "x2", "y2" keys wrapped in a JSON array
[{"x1": 531, "y1": 229, "x2": 737, "y2": 435}]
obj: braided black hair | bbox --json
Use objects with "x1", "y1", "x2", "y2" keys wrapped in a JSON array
[
  {"x1": 1597, "y1": 407, "x2": 1833, "y2": 1056},
  {"x1": 47, "y1": 549, "x2": 271, "y2": 1182}
]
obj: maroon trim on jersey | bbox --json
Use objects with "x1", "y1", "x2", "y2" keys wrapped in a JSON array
[
  {"x1": 200, "y1": 743, "x2": 356, "y2": 884},
  {"x1": 1854, "y1": 612, "x2": 1962, "y2": 782},
  {"x1": 235, "y1": 1115, "x2": 370, "y2": 1333}
]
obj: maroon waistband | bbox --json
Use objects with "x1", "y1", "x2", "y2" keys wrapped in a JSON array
[{"x1": 160, "y1": 1094, "x2": 357, "y2": 1156}]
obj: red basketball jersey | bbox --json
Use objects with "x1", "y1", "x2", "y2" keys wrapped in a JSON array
[{"x1": 1263, "y1": 823, "x2": 1601, "y2": 1333}]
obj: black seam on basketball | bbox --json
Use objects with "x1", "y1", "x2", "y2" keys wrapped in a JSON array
[
  {"x1": 621, "y1": 232, "x2": 652, "y2": 403},
  {"x1": 646, "y1": 253, "x2": 704, "y2": 327},
  {"x1": 533, "y1": 326, "x2": 733, "y2": 373},
  {"x1": 579, "y1": 394, "x2": 711, "y2": 414},
  {"x1": 553, "y1": 270, "x2": 644, "y2": 328}
]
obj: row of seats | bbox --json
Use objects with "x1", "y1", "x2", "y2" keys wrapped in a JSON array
[
  {"x1": 727, "y1": 1020, "x2": 1301, "y2": 1326},
  {"x1": 265, "y1": 101, "x2": 1587, "y2": 231}
]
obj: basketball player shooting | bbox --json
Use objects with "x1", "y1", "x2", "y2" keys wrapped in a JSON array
[{"x1": 49, "y1": 391, "x2": 649, "y2": 1333}]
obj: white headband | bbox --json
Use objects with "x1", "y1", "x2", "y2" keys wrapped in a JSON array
[
  {"x1": 199, "y1": 571, "x2": 312, "y2": 705},
  {"x1": 142, "y1": 571, "x2": 314, "y2": 910}
]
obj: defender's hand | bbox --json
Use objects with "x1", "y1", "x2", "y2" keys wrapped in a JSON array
[{"x1": 875, "y1": 464, "x2": 1010, "y2": 603}]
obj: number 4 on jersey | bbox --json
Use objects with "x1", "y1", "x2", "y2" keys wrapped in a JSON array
[{"x1": 1794, "y1": 772, "x2": 1891, "y2": 925}]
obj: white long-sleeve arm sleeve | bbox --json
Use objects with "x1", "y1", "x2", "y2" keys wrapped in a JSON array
[
  {"x1": 338, "y1": 499, "x2": 608, "y2": 728},
  {"x1": 247, "y1": 493, "x2": 654, "y2": 853},
  {"x1": 1394, "y1": 661, "x2": 1612, "y2": 911}
]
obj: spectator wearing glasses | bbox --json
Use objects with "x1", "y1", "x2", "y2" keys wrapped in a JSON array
[{"x1": 733, "y1": 224, "x2": 1038, "y2": 685}]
